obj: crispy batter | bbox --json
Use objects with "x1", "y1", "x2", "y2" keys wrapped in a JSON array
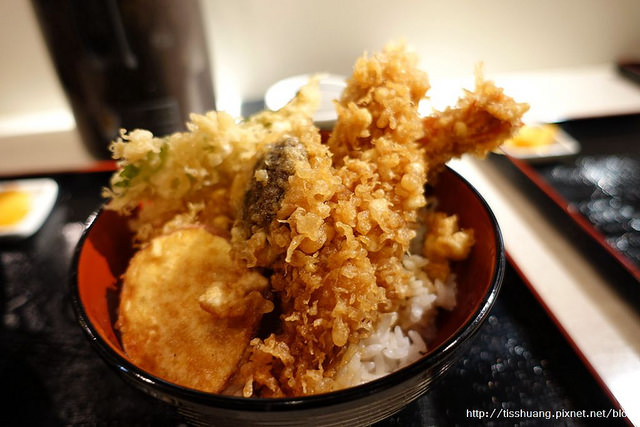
[
  {"x1": 109, "y1": 42, "x2": 528, "y2": 398},
  {"x1": 103, "y1": 78, "x2": 321, "y2": 245},
  {"x1": 118, "y1": 227, "x2": 269, "y2": 393},
  {"x1": 420, "y1": 66, "x2": 529, "y2": 177},
  {"x1": 422, "y1": 211, "x2": 475, "y2": 283},
  {"x1": 232, "y1": 43, "x2": 527, "y2": 397}
]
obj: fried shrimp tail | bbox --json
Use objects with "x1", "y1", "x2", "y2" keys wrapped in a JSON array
[{"x1": 420, "y1": 65, "x2": 529, "y2": 175}]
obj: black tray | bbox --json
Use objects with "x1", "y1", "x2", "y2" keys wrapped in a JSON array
[
  {"x1": 0, "y1": 171, "x2": 627, "y2": 426},
  {"x1": 502, "y1": 114, "x2": 640, "y2": 284}
]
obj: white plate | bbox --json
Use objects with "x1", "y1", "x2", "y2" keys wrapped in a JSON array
[
  {"x1": 498, "y1": 125, "x2": 581, "y2": 162},
  {"x1": 265, "y1": 73, "x2": 346, "y2": 129},
  {"x1": 0, "y1": 178, "x2": 58, "y2": 239}
]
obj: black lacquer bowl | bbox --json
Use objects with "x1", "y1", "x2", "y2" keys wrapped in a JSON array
[{"x1": 70, "y1": 167, "x2": 504, "y2": 427}]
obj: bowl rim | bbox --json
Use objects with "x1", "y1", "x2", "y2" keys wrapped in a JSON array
[{"x1": 69, "y1": 166, "x2": 504, "y2": 412}]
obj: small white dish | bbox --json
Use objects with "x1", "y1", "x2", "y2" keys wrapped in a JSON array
[
  {"x1": 0, "y1": 178, "x2": 58, "y2": 239},
  {"x1": 498, "y1": 124, "x2": 581, "y2": 163},
  {"x1": 265, "y1": 73, "x2": 346, "y2": 129}
]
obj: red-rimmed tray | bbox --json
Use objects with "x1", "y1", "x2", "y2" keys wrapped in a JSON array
[{"x1": 501, "y1": 113, "x2": 640, "y2": 284}]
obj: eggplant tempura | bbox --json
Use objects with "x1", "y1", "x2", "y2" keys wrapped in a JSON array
[{"x1": 104, "y1": 43, "x2": 528, "y2": 397}]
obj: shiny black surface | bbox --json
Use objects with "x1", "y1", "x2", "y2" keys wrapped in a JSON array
[
  {"x1": 0, "y1": 171, "x2": 624, "y2": 426},
  {"x1": 535, "y1": 114, "x2": 640, "y2": 271}
]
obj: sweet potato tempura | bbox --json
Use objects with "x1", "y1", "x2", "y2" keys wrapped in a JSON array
[
  {"x1": 118, "y1": 228, "x2": 269, "y2": 392},
  {"x1": 107, "y1": 42, "x2": 528, "y2": 398}
]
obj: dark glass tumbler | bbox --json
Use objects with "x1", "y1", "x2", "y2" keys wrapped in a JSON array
[{"x1": 31, "y1": 0, "x2": 215, "y2": 159}]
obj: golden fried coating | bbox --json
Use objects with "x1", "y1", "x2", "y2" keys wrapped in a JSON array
[
  {"x1": 109, "y1": 42, "x2": 528, "y2": 398},
  {"x1": 422, "y1": 211, "x2": 475, "y2": 283},
  {"x1": 232, "y1": 44, "x2": 527, "y2": 398},
  {"x1": 234, "y1": 43, "x2": 433, "y2": 397},
  {"x1": 327, "y1": 42, "x2": 429, "y2": 163},
  {"x1": 420, "y1": 66, "x2": 529, "y2": 177},
  {"x1": 118, "y1": 227, "x2": 269, "y2": 393},
  {"x1": 103, "y1": 78, "x2": 321, "y2": 245}
]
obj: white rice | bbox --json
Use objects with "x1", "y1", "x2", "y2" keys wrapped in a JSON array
[{"x1": 334, "y1": 253, "x2": 458, "y2": 388}]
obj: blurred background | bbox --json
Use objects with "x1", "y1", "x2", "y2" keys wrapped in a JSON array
[
  {"x1": 1, "y1": 0, "x2": 639, "y2": 167},
  {"x1": 5, "y1": 0, "x2": 640, "y2": 112}
]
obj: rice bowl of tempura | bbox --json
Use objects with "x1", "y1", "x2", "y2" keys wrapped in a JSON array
[{"x1": 70, "y1": 42, "x2": 525, "y2": 426}]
